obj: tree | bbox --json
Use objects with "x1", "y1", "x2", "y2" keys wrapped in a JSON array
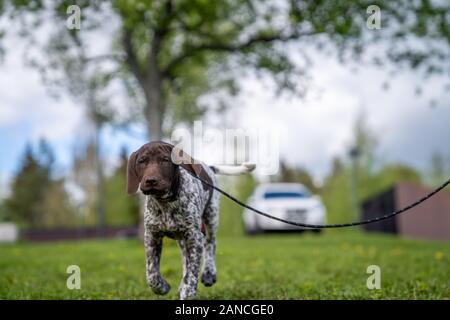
[
  {"x1": 219, "y1": 173, "x2": 256, "y2": 237},
  {"x1": 70, "y1": 140, "x2": 99, "y2": 226},
  {"x1": 352, "y1": 111, "x2": 379, "y2": 174},
  {"x1": 321, "y1": 164, "x2": 354, "y2": 225},
  {"x1": 5, "y1": 139, "x2": 76, "y2": 227},
  {"x1": 5, "y1": 142, "x2": 51, "y2": 226},
  {"x1": 274, "y1": 161, "x2": 318, "y2": 193},
  {"x1": 36, "y1": 178, "x2": 78, "y2": 227},
  {"x1": 321, "y1": 112, "x2": 422, "y2": 224},
  {"x1": 366, "y1": 163, "x2": 421, "y2": 198},
  {"x1": 428, "y1": 152, "x2": 449, "y2": 188},
  {"x1": 321, "y1": 160, "x2": 421, "y2": 225},
  {"x1": 347, "y1": 111, "x2": 378, "y2": 218},
  {"x1": 105, "y1": 146, "x2": 140, "y2": 226},
  {"x1": 0, "y1": 201, "x2": 7, "y2": 222},
  {"x1": 3, "y1": 0, "x2": 450, "y2": 141}
]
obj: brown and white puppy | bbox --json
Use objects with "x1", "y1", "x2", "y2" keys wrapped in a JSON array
[{"x1": 127, "y1": 141, "x2": 254, "y2": 299}]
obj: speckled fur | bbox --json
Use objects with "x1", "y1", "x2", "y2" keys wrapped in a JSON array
[{"x1": 143, "y1": 164, "x2": 220, "y2": 300}]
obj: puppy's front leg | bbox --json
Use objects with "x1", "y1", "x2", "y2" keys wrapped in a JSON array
[
  {"x1": 144, "y1": 230, "x2": 170, "y2": 295},
  {"x1": 178, "y1": 230, "x2": 204, "y2": 300}
]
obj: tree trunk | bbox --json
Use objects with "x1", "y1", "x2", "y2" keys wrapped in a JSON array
[
  {"x1": 144, "y1": 89, "x2": 164, "y2": 141},
  {"x1": 144, "y1": 33, "x2": 165, "y2": 141},
  {"x1": 123, "y1": 28, "x2": 165, "y2": 141}
]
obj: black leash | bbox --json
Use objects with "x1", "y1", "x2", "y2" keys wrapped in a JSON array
[{"x1": 184, "y1": 169, "x2": 450, "y2": 229}]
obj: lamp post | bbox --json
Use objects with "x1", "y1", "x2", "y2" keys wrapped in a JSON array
[{"x1": 349, "y1": 146, "x2": 360, "y2": 221}]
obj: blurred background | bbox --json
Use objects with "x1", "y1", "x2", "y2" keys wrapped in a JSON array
[
  {"x1": 1, "y1": 0, "x2": 449, "y2": 241},
  {"x1": 1, "y1": 1, "x2": 450, "y2": 238}
]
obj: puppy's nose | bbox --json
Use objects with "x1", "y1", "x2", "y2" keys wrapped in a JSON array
[{"x1": 145, "y1": 177, "x2": 158, "y2": 187}]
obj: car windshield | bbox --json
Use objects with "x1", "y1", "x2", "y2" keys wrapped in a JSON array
[{"x1": 263, "y1": 191, "x2": 309, "y2": 199}]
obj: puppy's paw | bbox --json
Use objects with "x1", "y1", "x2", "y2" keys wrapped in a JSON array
[
  {"x1": 149, "y1": 277, "x2": 171, "y2": 295},
  {"x1": 201, "y1": 270, "x2": 217, "y2": 287}
]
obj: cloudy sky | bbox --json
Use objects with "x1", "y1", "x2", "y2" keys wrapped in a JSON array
[
  {"x1": 236, "y1": 52, "x2": 450, "y2": 181},
  {"x1": 1, "y1": 28, "x2": 450, "y2": 192}
]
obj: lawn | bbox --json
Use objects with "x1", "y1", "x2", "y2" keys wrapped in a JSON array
[{"x1": 0, "y1": 230, "x2": 448, "y2": 299}]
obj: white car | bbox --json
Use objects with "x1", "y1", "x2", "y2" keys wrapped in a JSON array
[{"x1": 243, "y1": 183, "x2": 326, "y2": 234}]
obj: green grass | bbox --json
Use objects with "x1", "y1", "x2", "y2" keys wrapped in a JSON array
[{"x1": 0, "y1": 230, "x2": 448, "y2": 299}]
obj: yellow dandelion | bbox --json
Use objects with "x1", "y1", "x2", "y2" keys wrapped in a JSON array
[{"x1": 434, "y1": 251, "x2": 444, "y2": 260}]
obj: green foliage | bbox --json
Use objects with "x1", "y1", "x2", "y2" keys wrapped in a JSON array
[
  {"x1": 35, "y1": 179, "x2": 78, "y2": 227},
  {"x1": 321, "y1": 166, "x2": 355, "y2": 225},
  {"x1": 0, "y1": 200, "x2": 8, "y2": 222},
  {"x1": 321, "y1": 162, "x2": 421, "y2": 225},
  {"x1": 5, "y1": 141, "x2": 140, "y2": 228},
  {"x1": 273, "y1": 161, "x2": 318, "y2": 193},
  {"x1": 219, "y1": 174, "x2": 256, "y2": 237},
  {"x1": 71, "y1": 141, "x2": 99, "y2": 226},
  {"x1": 427, "y1": 152, "x2": 450, "y2": 188},
  {"x1": 5, "y1": 142, "x2": 52, "y2": 226},
  {"x1": 359, "y1": 164, "x2": 421, "y2": 202},
  {"x1": 3, "y1": 0, "x2": 450, "y2": 138},
  {"x1": 0, "y1": 232, "x2": 448, "y2": 299},
  {"x1": 5, "y1": 140, "x2": 76, "y2": 227},
  {"x1": 321, "y1": 112, "x2": 422, "y2": 224},
  {"x1": 104, "y1": 147, "x2": 139, "y2": 226}
]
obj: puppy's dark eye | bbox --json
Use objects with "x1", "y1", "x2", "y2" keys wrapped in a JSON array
[
  {"x1": 161, "y1": 158, "x2": 171, "y2": 164},
  {"x1": 138, "y1": 158, "x2": 147, "y2": 164}
]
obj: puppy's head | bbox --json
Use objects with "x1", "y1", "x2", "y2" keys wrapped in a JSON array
[{"x1": 126, "y1": 141, "x2": 197, "y2": 200}]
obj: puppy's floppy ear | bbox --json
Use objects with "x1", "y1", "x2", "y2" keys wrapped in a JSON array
[{"x1": 127, "y1": 151, "x2": 140, "y2": 195}]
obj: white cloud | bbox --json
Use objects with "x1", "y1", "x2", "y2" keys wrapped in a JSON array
[
  {"x1": 30, "y1": 102, "x2": 84, "y2": 141},
  {"x1": 0, "y1": 106, "x2": 20, "y2": 126},
  {"x1": 0, "y1": 56, "x2": 84, "y2": 140}
]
